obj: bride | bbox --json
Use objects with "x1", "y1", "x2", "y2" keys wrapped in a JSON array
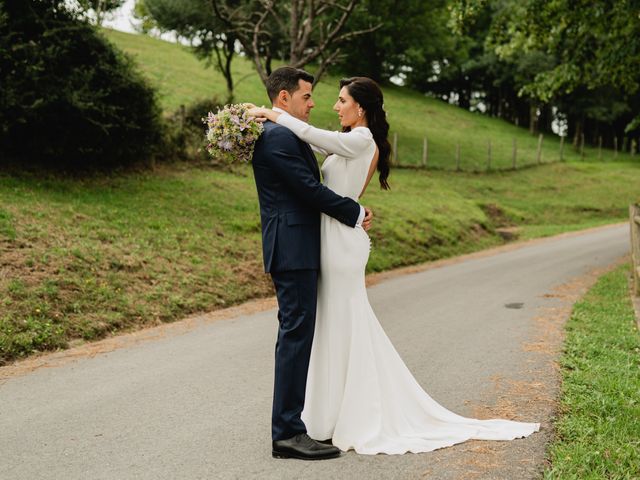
[{"x1": 248, "y1": 76, "x2": 539, "y2": 455}]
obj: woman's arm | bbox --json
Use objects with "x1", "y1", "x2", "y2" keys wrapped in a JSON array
[
  {"x1": 248, "y1": 107, "x2": 370, "y2": 159},
  {"x1": 276, "y1": 112, "x2": 371, "y2": 159},
  {"x1": 310, "y1": 144, "x2": 330, "y2": 157},
  {"x1": 246, "y1": 106, "x2": 328, "y2": 155}
]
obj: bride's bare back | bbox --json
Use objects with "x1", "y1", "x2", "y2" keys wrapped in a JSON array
[{"x1": 359, "y1": 147, "x2": 379, "y2": 199}]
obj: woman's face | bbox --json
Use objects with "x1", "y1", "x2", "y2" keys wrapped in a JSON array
[{"x1": 333, "y1": 86, "x2": 362, "y2": 129}]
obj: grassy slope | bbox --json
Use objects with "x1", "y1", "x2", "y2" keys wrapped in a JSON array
[
  {"x1": 2, "y1": 162, "x2": 639, "y2": 364},
  {"x1": 1, "y1": 30, "x2": 639, "y2": 364},
  {"x1": 104, "y1": 29, "x2": 633, "y2": 170},
  {"x1": 544, "y1": 265, "x2": 640, "y2": 478}
]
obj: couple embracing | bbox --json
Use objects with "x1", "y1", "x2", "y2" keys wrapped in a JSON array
[{"x1": 248, "y1": 67, "x2": 539, "y2": 460}]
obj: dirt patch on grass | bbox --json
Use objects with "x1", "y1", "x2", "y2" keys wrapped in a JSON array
[{"x1": 479, "y1": 203, "x2": 513, "y2": 228}]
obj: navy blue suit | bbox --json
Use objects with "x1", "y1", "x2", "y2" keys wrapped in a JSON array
[{"x1": 252, "y1": 119, "x2": 360, "y2": 441}]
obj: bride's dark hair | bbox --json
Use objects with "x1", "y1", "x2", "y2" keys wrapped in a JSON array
[{"x1": 339, "y1": 77, "x2": 391, "y2": 190}]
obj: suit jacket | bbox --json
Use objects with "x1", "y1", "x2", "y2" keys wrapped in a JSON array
[{"x1": 252, "y1": 120, "x2": 360, "y2": 273}]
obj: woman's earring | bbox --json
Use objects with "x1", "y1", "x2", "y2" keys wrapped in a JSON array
[{"x1": 358, "y1": 109, "x2": 363, "y2": 117}]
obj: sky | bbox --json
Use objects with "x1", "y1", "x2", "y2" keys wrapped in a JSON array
[
  {"x1": 102, "y1": 0, "x2": 137, "y2": 33},
  {"x1": 102, "y1": 0, "x2": 183, "y2": 43}
]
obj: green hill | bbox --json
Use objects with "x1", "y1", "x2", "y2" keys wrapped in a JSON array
[
  {"x1": 103, "y1": 28, "x2": 631, "y2": 171},
  {"x1": 0, "y1": 29, "x2": 639, "y2": 365}
]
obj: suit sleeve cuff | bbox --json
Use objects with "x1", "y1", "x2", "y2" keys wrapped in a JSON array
[{"x1": 356, "y1": 206, "x2": 365, "y2": 226}]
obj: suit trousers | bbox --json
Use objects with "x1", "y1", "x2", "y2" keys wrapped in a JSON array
[{"x1": 270, "y1": 269, "x2": 318, "y2": 441}]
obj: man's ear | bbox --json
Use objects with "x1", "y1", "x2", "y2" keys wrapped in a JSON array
[{"x1": 278, "y1": 90, "x2": 289, "y2": 106}]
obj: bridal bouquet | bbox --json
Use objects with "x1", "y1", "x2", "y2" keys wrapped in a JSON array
[{"x1": 203, "y1": 104, "x2": 264, "y2": 163}]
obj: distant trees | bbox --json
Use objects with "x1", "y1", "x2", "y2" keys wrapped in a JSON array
[
  {"x1": 2, "y1": 0, "x2": 629, "y2": 169},
  {"x1": 449, "y1": 0, "x2": 640, "y2": 150},
  {"x1": 132, "y1": 0, "x2": 638, "y2": 152},
  {"x1": 0, "y1": 0, "x2": 164, "y2": 170},
  {"x1": 210, "y1": 0, "x2": 380, "y2": 86},
  {"x1": 137, "y1": 0, "x2": 237, "y2": 100},
  {"x1": 77, "y1": 0, "x2": 126, "y2": 25},
  {"x1": 333, "y1": 0, "x2": 452, "y2": 84},
  {"x1": 138, "y1": 0, "x2": 379, "y2": 97}
]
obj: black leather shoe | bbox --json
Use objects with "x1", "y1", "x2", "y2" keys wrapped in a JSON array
[
  {"x1": 272, "y1": 433, "x2": 341, "y2": 460},
  {"x1": 318, "y1": 438, "x2": 333, "y2": 445}
]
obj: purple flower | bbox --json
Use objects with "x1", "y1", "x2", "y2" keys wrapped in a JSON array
[{"x1": 218, "y1": 140, "x2": 233, "y2": 151}]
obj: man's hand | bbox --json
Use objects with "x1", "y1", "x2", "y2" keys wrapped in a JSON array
[{"x1": 362, "y1": 207, "x2": 373, "y2": 231}]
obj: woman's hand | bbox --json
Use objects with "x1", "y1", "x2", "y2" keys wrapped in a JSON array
[{"x1": 246, "y1": 105, "x2": 280, "y2": 123}]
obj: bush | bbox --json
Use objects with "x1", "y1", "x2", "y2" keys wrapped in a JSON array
[
  {"x1": 0, "y1": 0, "x2": 164, "y2": 171},
  {"x1": 166, "y1": 97, "x2": 224, "y2": 162}
]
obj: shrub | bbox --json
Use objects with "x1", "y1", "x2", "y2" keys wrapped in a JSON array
[
  {"x1": 0, "y1": 0, "x2": 164, "y2": 171},
  {"x1": 166, "y1": 97, "x2": 224, "y2": 162}
]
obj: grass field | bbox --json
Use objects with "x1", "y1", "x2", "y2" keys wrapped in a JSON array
[
  {"x1": 1, "y1": 29, "x2": 639, "y2": 365},
  {"x1": 1, "y1": 162, "x2": 639, "y2": 365},
  {"x1": 103, "y1": 29, "x2": 635, "y2": 171},
  {"x1": 544, "y1": 265, "x2": 640, "y2": 478}
]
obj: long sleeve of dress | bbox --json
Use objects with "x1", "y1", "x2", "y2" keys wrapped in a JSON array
[
  {"x1": 310, "y1": 144, "x2": 329, "y2": 157},
  {"x1": 276, "y1": 112, "x2": 371, "y2": 159}
]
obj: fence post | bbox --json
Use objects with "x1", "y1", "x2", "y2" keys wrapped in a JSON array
[
  {"x1": 487, "y1": 139, "x2": 492, "y2": 171},
  {"x1": 614, "y1": 137, "x2": 618, "y2": 159},
  {"x1": 536, "y1": 133, "x2": 543, "y2": 164},
  {"x1": 632, "y1": 139, "x2": 637, "y2": 156},
  {"x1": 598, "y1": 136, "x2": 603, "y2": 161},
  {"x1": 422, "y1": 136, "x2": 428, "y2": 168},
  {"x1": 512, "y1": 138, "x2": 517, "y2": 169},
  {"x1": 630, "y1": 204, "x2": 640, "y2": 296},
  {"x1": 560, "y1": 135, "x2": 565, "y2": 161},
  {"x1": 580, "y1": 133, "x2": 585, "y2": 160},
  {"x1": 456, "y1": 143, "x2": 461, "y2": 171},
  {"x1": 392, "y1": 132, "x2": 398, "y2": 166}
]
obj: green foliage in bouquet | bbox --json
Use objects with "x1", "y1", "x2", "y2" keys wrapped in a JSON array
[{"x1": 204, "y1": 104, "x2": 264, "y2": 164}]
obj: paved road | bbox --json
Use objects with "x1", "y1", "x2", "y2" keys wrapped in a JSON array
[{"x1": 0, "y1": 224, "x2": 629, "y2": 480}]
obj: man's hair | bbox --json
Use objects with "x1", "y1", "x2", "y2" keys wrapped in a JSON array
[{"x1": 266, "y1": 67, "x2": 314, "y2": 103}]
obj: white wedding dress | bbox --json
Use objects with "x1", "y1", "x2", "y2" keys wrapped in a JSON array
[{"x1": 276, "y1": 113, "x2": 540, "y2": 455}]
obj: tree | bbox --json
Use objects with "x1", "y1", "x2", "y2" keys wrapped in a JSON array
[
  {"x1": 333, "y1": 0, "x2": 452, "y2": 84},
  {"x1": 448, "y1": 0, "x2": 640, "y2": 147},
  {"x1": 510, "y1": 1, "x2": 640, "y2": 102},
  {"x1": 529, "y1": 0, "x2": 640, "y2": 140},
  {"x1": 132, "y1": 0, "x2": 160, "y2": 34},
  {"x1": 480, "y1": 0, "x2": 640, "y2": 140},
  {"x1": 139, "y1": 0, "x2": 237, "y2": 100},
  {"x1": 211, "y1": 0, "x2": 380, "y2": 85},
  {"x1": 77, "y1": 0, "x2": 126, "y2": 26}
]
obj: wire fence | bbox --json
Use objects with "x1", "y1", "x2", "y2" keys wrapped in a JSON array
[{"x1": 389, "y1": 132, "x2": 639, "y2": 172}]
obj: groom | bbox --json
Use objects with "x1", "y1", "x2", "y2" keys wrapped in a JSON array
[{"x1": 251, "y1": 67, "x2": 372, "y2": 460}]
